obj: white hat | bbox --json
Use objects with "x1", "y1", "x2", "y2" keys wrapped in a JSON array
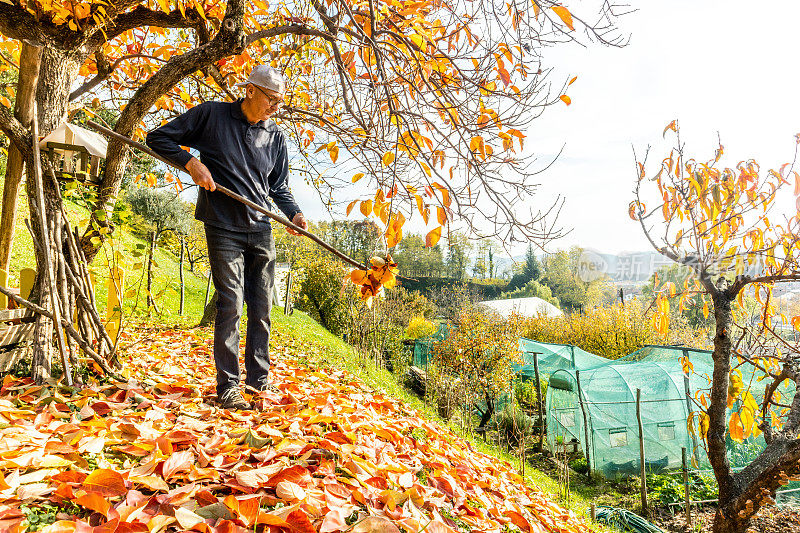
[{"x1": 235, "y1": 65, "x2": 286, "y2": 94}]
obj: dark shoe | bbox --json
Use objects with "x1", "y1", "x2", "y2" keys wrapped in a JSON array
[
  {"x1": 219, "y1": 387, "x2": 252, "y2": 410},
  {"x1": 246, "y1": 382, "x2": 280, "y2": 394}
]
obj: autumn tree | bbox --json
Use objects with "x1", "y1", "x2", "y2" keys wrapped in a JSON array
[
  {"x1": 433, "y1": 306, "x2": 524, "y2": 429},
  {"x1": 0, "y1": 0, "x2": 627, "y2": 378},
  {"x1": 633, "y1": 122, "x2": 800, "y2": 533}
]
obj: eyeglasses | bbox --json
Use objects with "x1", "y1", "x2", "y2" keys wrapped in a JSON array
[{"x1": 252, "y1": 84, "x2": 285, "y2": 109}]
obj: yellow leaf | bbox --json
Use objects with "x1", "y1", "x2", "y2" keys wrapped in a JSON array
[
  {"x1": 382, "y1": 152, "x2": 395, "y2": 166},
  {"x1": 352, "y1": 172, "x2": 364, "y2": 183},
  {"x1": 426, "y1": 226, "x2": 442, "y2": 247},
  {"x1": 551, "y1": 6, "x2": 575, "y2": 30},
  {"x1": 329, "y1": 145, "x2": 339, "y2": 163},
  {"x1": 703, "y1": 300, "x2": 710, "y2": 320},
  {"x1": 360, "y1": 200, "x2": 373, "y2": 217},
  {"x1": 157, "y1": 0, "x2": 170, "y2": 12}
]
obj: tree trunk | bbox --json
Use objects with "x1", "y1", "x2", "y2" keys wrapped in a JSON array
[
  {"x1": 146, "y1": 230, "x2": 156, "y2": 311},
  {"x1": 199, "y1": 291, "x2": 217, "y2": 327},
  {"x1": 179, "y1": 236, "x2": 185, "y2": 315},
  {"x1": 712, "y1": 509, "x2": 751, "y2": 533},
  {"x1": 0, "y1": 43, "x2": 42, "y2": 273},
  {"x1": 479, "y1": 394, "x2": 495, "y2": 429}
]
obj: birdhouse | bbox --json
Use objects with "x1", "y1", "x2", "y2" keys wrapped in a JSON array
[{"x1": 39, "y1": 122, "x2": 108, "y2": 186}]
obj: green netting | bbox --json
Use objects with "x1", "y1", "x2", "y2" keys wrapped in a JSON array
[
  {"x1": 546, "y1": 345, "x2": 796, "y2": 479},
  {"x1": 412, "y1": 322, "x2": 450, "y2": 367},
  {"x1": 515, "y1": 339, "x2": 609, "y2": 380}
]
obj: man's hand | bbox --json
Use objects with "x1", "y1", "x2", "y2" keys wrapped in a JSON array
[
  {"x1": 185, "y1": 157, "x2": 216, "y2": 191},
  {"x1": 287, "y1": 212, "x2": 307, "y2": 236}
]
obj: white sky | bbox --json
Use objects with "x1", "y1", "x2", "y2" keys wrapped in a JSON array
[{"x1": 265, "y1": 1, "x2": 800, "y2": 258}]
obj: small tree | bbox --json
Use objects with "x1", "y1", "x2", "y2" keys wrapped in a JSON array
[
  {"x1": 633, "y1": 122, "x2": 800, "y2": 533},
  {"x1": 127, "y1": 188, "x2": 191, "y2": 312},
  {"x1": 433, "y1": 307, "x2": 524, "y2": 429}
]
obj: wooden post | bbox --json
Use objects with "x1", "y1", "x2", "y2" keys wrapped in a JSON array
[
  {"x1": 31, "y1": 102, "x2": 72, "y2": 387},
  {"x1": 682, "y1": 447, "x2": 692, "y2": 527},
  {"x1": 532, "y1": 352, "x2": 545, "y2": 452},
  {"x1": 683, "y1": 349, "x2": 701, "y2": 466},
  {"x1": 590, "y1": 503, "x2": 597, "y2": 521},
  {"x1": 636, "y1": 388, "x2": 648, "y2": 514},
  {"x1": 0, "y1": 269, "x2": 7, "y2": 309},
  {"x1": 20, "y1": 268, "x2": 35, "y2": 300},
  {"x1": 283, "y1": 270, "x2": 293, "y2": 315},
  {"x1": 574, "y1": 370, "x2": 592, "y2": 476},
  {"x1": 106, "y1": 267, "x2": 124, "y2": 342},
  {"x1": 178, "y1": 237, "x2": 185, "y2": 315}
]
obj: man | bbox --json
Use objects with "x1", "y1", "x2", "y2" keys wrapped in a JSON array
[{"x1": 147, "y1": 65, "x2": 307, "y2": 410}]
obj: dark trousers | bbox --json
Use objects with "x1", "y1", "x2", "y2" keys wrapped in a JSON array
[{"x1": 205, "y1": 224, "x2": 275, "y2": 395}]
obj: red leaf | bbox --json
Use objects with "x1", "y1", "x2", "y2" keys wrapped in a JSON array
[
  {"x1": 285, "y1": 510, "x2": 316, "y2": 533},
  {"x1": 266, "y1": 466, "x2": 312, "y2": 488},
  {"x1": 82, "y1": 469, "x2": 127, "y2": 497}
]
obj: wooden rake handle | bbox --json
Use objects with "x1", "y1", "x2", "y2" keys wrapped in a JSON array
[{"x1": 86, "y1": 120, "x2": 368, "y2": 271}]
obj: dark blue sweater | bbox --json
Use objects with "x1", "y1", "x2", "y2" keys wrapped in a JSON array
[{"x1": 146, "y1": 99, "x2": 301, "y2": 232}]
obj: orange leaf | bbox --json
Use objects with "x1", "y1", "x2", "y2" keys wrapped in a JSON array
[
  {"x1": 568, "y1": 76, "x2": 577, "y2": 86},
  {"x1": 162, "y1": 449, "x2": 193, "y2": 480},
  {"x1": 663, "y1": 120, "x2": 677, "y2": 138},
  {"x1": 350, "y1": 270, "x2": 369, "y2": 285},
  {"x1": 82, "y1": 469, "x2": 126, "y2": 497},
  {"x1": 791, "y1": 315, "x2": 800, "y2": 331},
  {"x1": 328, "y1": 145, "x2": 339, "y2": 164},
  {"x1": 360, "y1": 200, "x2": 373, "y2": 217},
  {"x1": 266, "y1": 465, "x2": 312, "y2": 487},
  {"x1": 346, "y1": 199, "x2": 358, "y2": 216},
  {"x1": 75, "y1": 492, "x2": 111, "y2": 517},
  {"x1": 285, "y1": 510, "x2": 316, "y2": 533},
  {"x1": 551, "y1": 6, "x2": 575, "y2": 30},
  {"x1": 437, "y1": 206, "x2": 447, "y2": 225},
  {"x1": 276, "y1": 481, "x2": 306, "y2": 501},
  {"x1": 729, "y1": 412, "x2": 744, "y2": 442},
  {"x1": 426, "y1": 227, "x2": 442, "y2": 247},
  {"x1": 559, "y1": 95, "x2": 571, "y2": 105},
  {"x1": 352, "y1": 172, "x2": 364, "y2": 183}
]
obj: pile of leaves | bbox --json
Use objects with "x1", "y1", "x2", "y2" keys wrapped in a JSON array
[{"x1": 0, "y1": 323, "x2": 591, "y2": 533}]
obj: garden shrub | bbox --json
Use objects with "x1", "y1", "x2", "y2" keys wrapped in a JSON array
[
  {"x1": 405, "y1": 316, "x2": 436, "y2": 339},
  {"x1": 523, "y1": 299, "x2": 711, "y2": 359}
]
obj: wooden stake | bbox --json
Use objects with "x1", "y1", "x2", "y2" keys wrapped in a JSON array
[
  {"x1": 636, "y1": 388, "x2": 648, "y2": 514},
  {"x1": 533, "y1": 351, "x2": 545, "y2": 452},
  {"x1": 575, "y1": 370, "x2": 592, "y2": 477},
  {"x1": 683, "y1": 447, "x2": 692, "y2": 527},
  {"x1": 31, "y1": 102, "x2": 72, "y2": 386}
]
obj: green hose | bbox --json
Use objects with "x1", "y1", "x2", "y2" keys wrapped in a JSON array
[{"x1": 588, "y1": 506, "x2": 664, "y2": 533}]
